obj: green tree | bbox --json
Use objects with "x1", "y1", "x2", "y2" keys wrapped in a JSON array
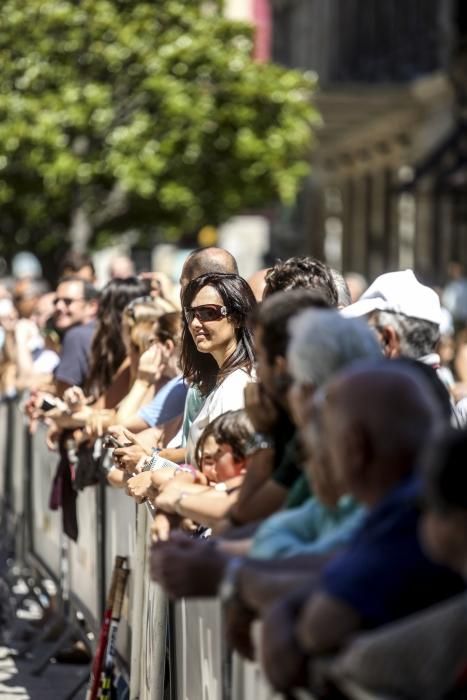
[{"x1": 0, "y1": 0, "x2": 319, "y2": 260}]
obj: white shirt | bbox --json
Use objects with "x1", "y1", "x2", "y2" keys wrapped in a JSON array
[{"x1": 186, "y1": 368, "x2": 255, "y2": 465}]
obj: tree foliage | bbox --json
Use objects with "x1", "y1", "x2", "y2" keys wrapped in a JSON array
[{"x1": 0, "y1": 0, "x2": 319, "y2": 258}]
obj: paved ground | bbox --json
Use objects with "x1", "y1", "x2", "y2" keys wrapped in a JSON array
[
  {"x1": 0, "y1": 579, "x2": 90, "y2": 700},
  {"x1": 0, "y1": 644, "x2": 88, "y2": 700}
]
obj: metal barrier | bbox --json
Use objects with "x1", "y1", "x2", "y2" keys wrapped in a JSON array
[
  {"x1": 2, "y1": 399, "x2": 322, "y2": 700},
  {"x1": 29, "y1": 422, "x2": 62, "y2": 579}
]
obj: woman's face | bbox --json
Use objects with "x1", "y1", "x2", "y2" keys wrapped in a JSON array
[
  {"x1": 200, "y1": 435, "x2": 244, "y2": 483},
  {"x1": 186, "y1": 285, "x2": 237, "y2": 365}
]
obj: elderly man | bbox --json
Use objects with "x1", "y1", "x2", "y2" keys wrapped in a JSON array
[
  {"x1": 341, "y1": 269, "x2": 441, "y2": 365},
  {"x1": 259, "y1": 361, "x2": 464, "y2": 692}
]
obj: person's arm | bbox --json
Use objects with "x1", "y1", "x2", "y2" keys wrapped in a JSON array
[
  {"x1": 236, "y1": 559, "x2": 321, "y2": 613},
  {"x1": 295, "y1": 592, "x2": 360, "y2": 654},
  {"x1": 116, "y1": 344, "x2": 167, "y2": 423},
  {"x1": 227, "y1": 447, "x2": 287, "y2": 526},
  {"x1": 155, "y1": 481, "x2": 241, "y2": 528},
  {"x1": 230, "y1": 477, "x2": 287, "y2": 524},
  {"x1": 158, "y1": 446, "x2": 186, "y2": 464},
  {"x1": 114, "y1": 377, "x2": 154, "y2": 424}
]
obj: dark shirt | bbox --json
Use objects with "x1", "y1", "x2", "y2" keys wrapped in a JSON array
[
  {"x1": 272, "y1": 433, "x2": 303, "y2": 490},
  {"x1": 321, "y1": 476, "x2": 465, "y2": 629},
  {"x1": 54, "y1": 321, "x2": 95, "y2": 388}
]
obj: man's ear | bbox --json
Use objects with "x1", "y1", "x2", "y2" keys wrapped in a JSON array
[{"x1": 380, "y1": 324, "x2": 400, "y2": 359}]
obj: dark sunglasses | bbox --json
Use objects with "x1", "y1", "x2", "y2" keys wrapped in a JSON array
[
  {"x1": 184, "y1": 304, "x2": 228, "y2": 324},
  {"x1": 54, "y1": 297, "x2": 84, "y2": 306}
]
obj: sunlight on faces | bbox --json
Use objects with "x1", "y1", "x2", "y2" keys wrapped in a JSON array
[
  {"x1": 188, "y1": 285, "x2": 237, "y2": 362},
  {"x1": 54, "y1": 280, "x2": 87, "y2": 330},
  {"x1": 200, "y1": 434, "x2": 245, "y2": 484}
]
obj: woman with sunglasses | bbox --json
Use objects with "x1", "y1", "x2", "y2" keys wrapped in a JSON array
[{"x1": 180, "y1": 272, "x2": 256, "y2": 465}]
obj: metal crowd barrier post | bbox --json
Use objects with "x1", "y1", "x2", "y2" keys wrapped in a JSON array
[
  {"x1": 105, "y1": 481, "x2": 137, "y2": 678},
  {"x1": 29, "y1": 422, "x2": 62, "y2": 578},
  {"x1": 67, "y1": 482, "x2": 101, "y2": 628},
  {"x1": 0, "y1": 399, "x2": 9, "y2": 523},
  {"x1": 131, "y1": 505, "x2": 167, "y2": 700},
  {"x1": 172, "y1": 598, "x2": 224, "y2": 700}
]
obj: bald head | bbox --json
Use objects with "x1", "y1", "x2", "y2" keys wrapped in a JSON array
[
  {"x1": 180, "y1": 247, "x2": 238, "y2": 290},
  {"x1": 320, "y1": 361, "x2": 443, "y2": 505}
]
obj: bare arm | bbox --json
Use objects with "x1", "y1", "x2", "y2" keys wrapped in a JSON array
[
  {"x1": 115, "y1": 377, "x2": 154, "y2": 424},
  {"x1": 228, "y1": 448, "x2": 288, "y2": 524}
]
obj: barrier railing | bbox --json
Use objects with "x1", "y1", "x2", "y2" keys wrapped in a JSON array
[{"x1": 1, "y1": 398, "x2": 324, "y2": 700}]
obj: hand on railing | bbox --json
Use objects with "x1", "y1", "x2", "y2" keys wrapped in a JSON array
[
  {"x1": 125, "y1": 471, "x2": 156, "y2": 503},
  {"x1": 149, "y1": 533, "x2": 227, "y2": 598},
  {"x1": 260, "y1": 594, "x2": 308, "y2": 693}
]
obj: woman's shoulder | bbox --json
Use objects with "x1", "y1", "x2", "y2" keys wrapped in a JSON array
[{"x1": 221, "y1": 366, "x2": 256, "y2": 387}]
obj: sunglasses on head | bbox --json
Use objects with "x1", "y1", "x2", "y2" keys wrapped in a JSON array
[{"x1": 184, "y1": 304, "x2": 228, "y2": 324}]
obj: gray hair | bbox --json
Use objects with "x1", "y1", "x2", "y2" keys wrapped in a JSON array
[
  {"x1": 375, "y1": 310, "x2": 440, "y2": 359},
  {"x1": 331, "y1": 269, "x2": 352, "y2": 307},
  {"x1": 288, "y1": 309, "x2": 382, "y2": 387}
]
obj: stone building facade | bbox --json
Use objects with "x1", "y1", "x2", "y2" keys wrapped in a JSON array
[{"x1": 270, "y1": 0, "x2": 467, "y2": 284}]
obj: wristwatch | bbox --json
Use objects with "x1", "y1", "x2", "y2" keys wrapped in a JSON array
[
  {"x1": 219, "y1": 556, "x2": 244, "y2": 605},
  {"x1": 244, "y1": 432, "x2": 274, "y2": 457}
]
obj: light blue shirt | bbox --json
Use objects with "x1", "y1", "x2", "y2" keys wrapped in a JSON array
[
  {"x1": 138, "y1": 375, "x2": 188, "y2": 428},
  {"x1": 250, "y1": 495, "x2": 366, "y2": 560}
]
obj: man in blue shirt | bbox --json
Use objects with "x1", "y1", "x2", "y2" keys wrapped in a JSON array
[{"x1": 258, "y1": 361, "x2": 464, "y2": 692}]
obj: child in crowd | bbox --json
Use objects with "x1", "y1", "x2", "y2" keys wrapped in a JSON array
[{"x1": 147, "y1": 410, "x2": 255, "y2": 540}]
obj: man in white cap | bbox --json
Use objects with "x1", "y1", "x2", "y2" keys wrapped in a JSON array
[{"x1": 341, "y1": 269, "x2": 442, "y2": 369}]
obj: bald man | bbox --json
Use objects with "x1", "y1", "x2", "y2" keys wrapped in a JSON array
[
  {"x1": 179, "y1": 247, "x2": 238, "y2": 290},
  {"x1": 259, "y1": 361, "x2": 465, "y2": 692}
]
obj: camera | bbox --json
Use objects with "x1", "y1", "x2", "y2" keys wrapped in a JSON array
[
  {"x1": 102, "y1": 434, "x2": 123, "y2": 450},
  {"x1": 40, "y1": 397, "x2": 57, "y2": 412}
]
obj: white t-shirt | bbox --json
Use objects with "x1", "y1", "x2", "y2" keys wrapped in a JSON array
[{"x1": 186, "y1": 368, "x2": 255, "y2": 465}]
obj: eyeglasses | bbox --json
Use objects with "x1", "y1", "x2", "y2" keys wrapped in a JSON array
[
  {"x1": 184, "y1": 304, "x2": 228, "y2": 324},
  {"x1": 54, "y1": 297, "x2": 84, "y2": 306}
]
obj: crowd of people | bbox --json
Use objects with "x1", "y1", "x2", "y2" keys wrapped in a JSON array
[{"x1": 1, "y1": 246, "x2": 467, "y2": 698}]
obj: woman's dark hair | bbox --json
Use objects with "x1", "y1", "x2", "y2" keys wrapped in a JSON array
[
  {"x1": 181, "y1": 272, "x2": 256, "y2": 395},
  {"x1": 86, "y1": 277, "x2": 150, "y2": 396},
  {"x1": 195, "y1": 409, "x2": 255, "y2": 468}
]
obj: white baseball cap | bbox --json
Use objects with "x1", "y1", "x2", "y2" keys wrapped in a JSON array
[{"x1": 341, "y1": 269, "x2": 441, "y2": 326}]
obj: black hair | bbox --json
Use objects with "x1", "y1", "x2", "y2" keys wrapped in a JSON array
[
  {"x1": 264, "y1": 256, "x2": 338, "y2": 307},
  {"x1": 252, "y1": 288, "x2": 330, "y2": 364},
  {"x1": 181, "y1": 272, "x2": 256, "y2": 395},
  {"x1": 57, "y1": 274, "x2": 99, "y2": 301}
]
